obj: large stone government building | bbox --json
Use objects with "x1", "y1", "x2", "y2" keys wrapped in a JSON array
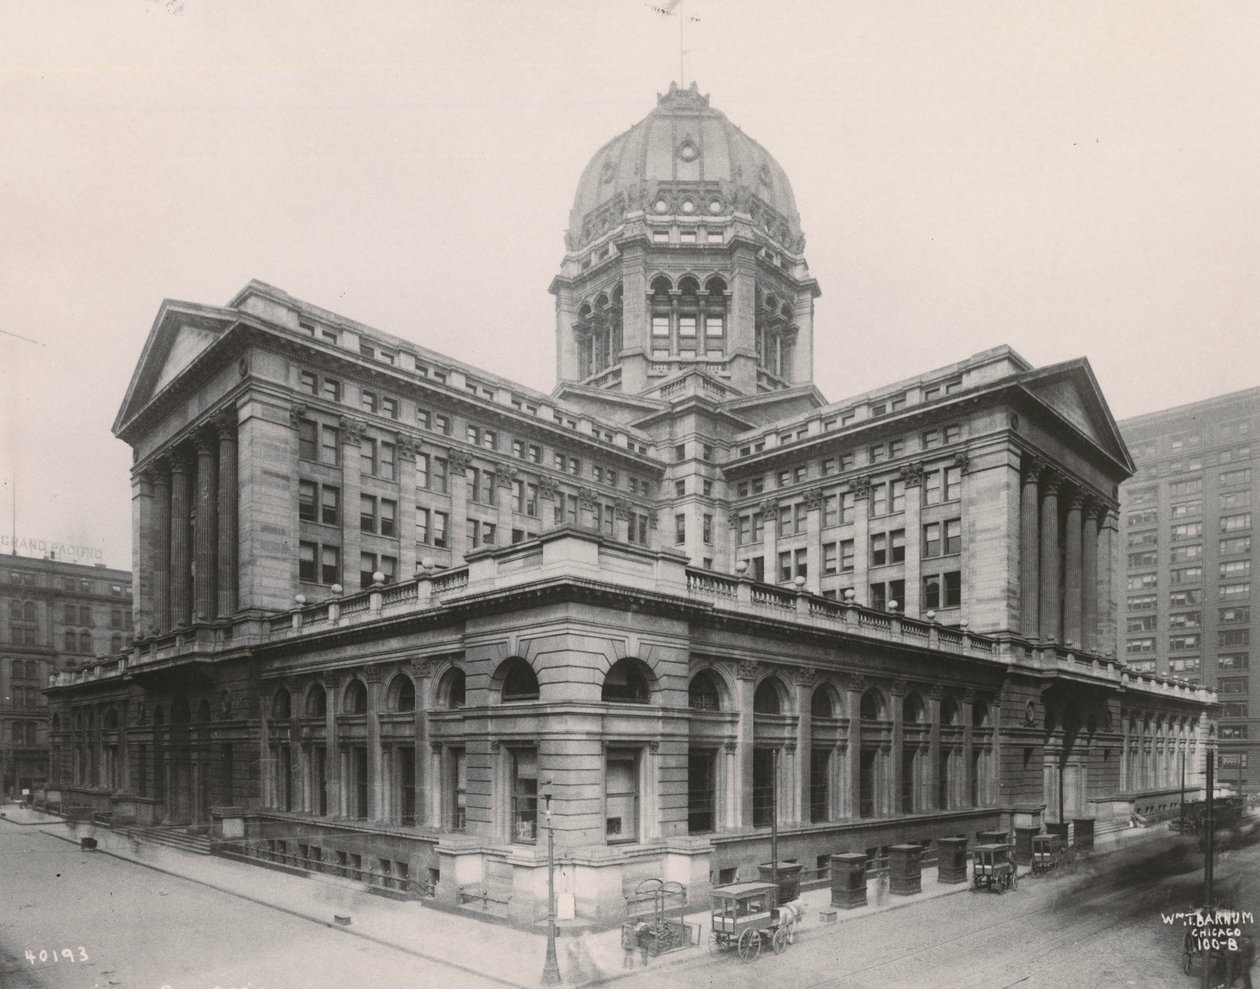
[{"x1": 45, "y1": 83, "x2": 1212, "y2": 923}]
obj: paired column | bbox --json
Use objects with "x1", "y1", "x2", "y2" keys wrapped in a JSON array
[
  {"x1": 169, "y1": 455, "x2": 192, "y2": 627},
  {"x1": 1063, "y1": 495, "x2": 1083, "y2": 647},
  {"x1": 154, "y1": 466, "x2": 172, "y2": 634},
  {"x1": 1081, "y1": 505, "x2": 1099, "y2": 653},
  {"x1": 193, "y1": 436, "x2": 218, "y2": 621},
  {"x1": 1019, "y1": 463, "x2": 1041, "y2": 638},
  {"x1": 1038, "y1": 474, "x2": 1061, "y2": 642},
  {"x1": 216, "y1": 419, "x2": 238, "y2": 617}
]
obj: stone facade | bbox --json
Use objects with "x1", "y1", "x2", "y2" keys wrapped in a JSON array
[{"x1": 45, "y1": 84, "x2": 1214, "y2": 923}]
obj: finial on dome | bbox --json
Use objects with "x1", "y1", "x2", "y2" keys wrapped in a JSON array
[{"x1": 657, "y1": 81, "x2": 709, "y2": 109}]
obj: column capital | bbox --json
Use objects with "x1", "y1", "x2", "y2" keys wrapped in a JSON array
[
  {"x1": 213, "y1": 407, "x2": 238, "y2": 439},
  {"x1": 339, "y1": 415, "x2": 367, "y2": 446},
  {"x1": 411, "y1": 657, "x2": 433, "y2": 679},
  {"x1": 736, "y1": 659, "x2": 759, "y2": 681},
  {"x1": 724, "y1": 740, "x2": 739, "y2": 754},
  {"x1": 1022, "y1": 455, "x2": 1044, "y2": 484},
  {"x1": 953, "y1": 452, "x2": 971, "y2": 475},
  {"x1": 842, "y1": 672, "x2": 865, "y2": 693},
  {"x1": 395, "y1": 432, "x2": 419, "y2": 461},
  {"x1": 758, "y1": 497, "x2": 779, "y2": 518},
  {"x1": 447, "y1": 449, "x2": 473, "y2": 475},
  {"x1": 537, "y1": 475, "x2": 559, "y2": 500},
  {"x1": 899, "y1": 462, "x2": 926, "y2": 487},
  {"x1": 289, "y1": 403, "x2": 309, "y2": 428},
  {"x1": 1084, "y1": 499, "x2": 1100, "y2": 521},
  {"x1": 801, "y1": 487, "x2": 824, "y2": 511},
  {"x1": 1068, "y1": 492, "x2": 1085, "y2": 512},
  {"x1": 726, "y1": 508, "x2": 742, "y2": 529},
  {"x1": 962, "y1": 688, "x2": 977, "y2": 705},
  {"x1": 848, "y1": 474, "x2": 872, "y2": 500},
  {"x1": 194, "y1": 433, "x2": 216, "y2": 457},
  {"x1": 890, "y1": 678, "x2": 908, "y2": 697},
  {"x1": 928, "y1": 684, "x2": 944, "y2": 701},
  {"x1": 1041, "y1": 470, "x2": 1062, "y2": 495},
  {"x1": 168, "y1": 452, "x2": 189, "y2": 474},
  {"x1": 793, "y1": 667, "x2": 817, "y2": 688}
]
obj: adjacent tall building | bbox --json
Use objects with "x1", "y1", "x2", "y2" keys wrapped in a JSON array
[
  {"x1": 2, "y1": 554, "x2": 132, "y2": 796},
  {"x1": 1118, "y1": 387, "x2": 1260, "y2": 792},
  {"x1": 45, "y1": 83, "x2": 1212, "y2": 924}
]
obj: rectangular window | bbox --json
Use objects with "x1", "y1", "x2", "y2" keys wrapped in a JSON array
[
  {"x1": 1126, "y1": 637, "x2": 1155, "y2": 654},
  {"x1": 1126, "y1": 615, "x2": 1157, "y2": 633},
  {"x1": 810, "y1": 748, "x2": 831, "y2": 823},
  {"x1": 1169, "y1": 589, "x2": 1201, "y2": 607},
  {"x1": 870, "y1": 483, "x2": 887, "y2": 517},
  {"x1": 1222, "y1": 490, "x2": 1252, "y2": 510},
  {"x1": 299, "y1": 480, "x2": 317, "y2": 521},
  {"x1": 1220, "y1": 606, "x2": 1251, "y2": 625},
  {"x1": 823, "y1": 542, "x2": 838, "y2": 575},
  {"x1": 320, "y1": 546, "x2": 339, "y2": 584},
  {"x1": 871, "y1": 532, "x2": 887, "y2": 566},
  {"x1": 360, "y1": 437, "x2": 377, "y2": 476},
  {"x1": 362, "y1": 390, "x2": 378, "y2": 414},
  {"x1": 1221, "y1": 560, "x2": 1252, "y2": 579},
  {"x1": 1168, "y1": 611, "x2": 1201, "y2": 629},
  {"x1": 321, "y1": 486, "x2": 339, "y2": 525},
  {"x1": 1170, "y1": 566, "x2": 1202, "y2": 584},
  {"x1": 1170, "y1": 522, "x2": 1203, "y2": 540},
  {"x1": 840, "y1": 539, "x2": 854, "y2": 572},
  {"x1": 1220, "y1": 629, "x2": 1251, "y2": 648},
  {"x1": 379, "y1": 499, "x2": 396, "y2": 537},
  {"x1": 1168, "y1": 634, "x2": 1199, "y2": 651},
  {"x1": 1169, "y1": 545, "x2": 1202, "y2": 563},
  {"x1": 1221, "y1": 513, "x2": 1252, "y2": 532},
  {"x1": 432, "y1": 511, "x2": 448, "y2": 549},
  {"x1": 943, "y1": 466, "x2": 961, "y2": 501},
  {"x1": 605, "y1": 751, "x2": 639, "y2": 842},
  {"x1": 687, "y1": 749, "x2": 716, "y2": 834},
  {"x1": 298, "y1": 420, "x2": 318, "y2": 461},
  {"x1": 1170, "y1": 500, "x2": 1202, "y2": 519},
  {"x1": 300, "y1": 370, "x2": 318, "y2": 395},
  {"x1": 416, "y1": 507, "x2": 430, "y2": 544},
  {"x1": 1220, "y1": 581, "x2": 1251, "y2": 600},
  {"x1": 1220, "y1": 468, "x2": 1252, "y2": 487},
  {"x1": 1218, "y1": 653, "x2": 1250, "y2": 671},
  {"x1": 1221, "y1": 536, "x2": 1252, "y2": 556},
  {"x1": 1170, "y1": 478, "x2": 1203, "y2": 497},
  {"x1": 299, "y1": 541, "x2": 318, "y2": 583},
  {"x1": 1128, "y1": 551, "x2": 1157, "y2": 568},
  {"x1": 323, "y1": 377, "x2": 342, "y2": 401},
  {"x1": 450, "y1": 749, "x2": 467, "y2": 831},
  {"x1": 511, "y1": 749, "x2": 538, "y2": 844},
  {"x1": 360, "y1": 494, "x2": 377, "y2": 533}
]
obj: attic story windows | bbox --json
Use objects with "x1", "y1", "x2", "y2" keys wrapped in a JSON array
[{"x1": 648, "y1": 275, "x2": 727, "y2": 360}]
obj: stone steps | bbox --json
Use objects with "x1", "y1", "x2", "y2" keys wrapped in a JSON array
[{"x1": 114, "y1": 824, "x2": 214, "y2": 856}]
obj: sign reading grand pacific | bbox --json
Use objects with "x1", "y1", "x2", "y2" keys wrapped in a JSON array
[{"x1": 1, "y1": 535, "x2": 104, "y2": 562}]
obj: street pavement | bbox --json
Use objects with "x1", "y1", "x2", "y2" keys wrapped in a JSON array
[{"x1": 1, "y1": 801, "x2": 1244, "y2": 989}]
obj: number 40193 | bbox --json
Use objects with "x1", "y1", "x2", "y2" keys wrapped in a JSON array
[{"x1": 25, "y1": 947, "x2": 89, "y2": 964}]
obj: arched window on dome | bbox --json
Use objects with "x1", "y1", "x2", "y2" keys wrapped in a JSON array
[
  {"x1": 702, "y1": 276, "x2": 728, "y2": 358},
  {"x1": 649, "y1": 276, "x2": 673, "y2": 359},
  {"x1": 755, "y1": 290, "x2": 795, "y2": 381},
  {"x1": 574, "y1": 288, "x2": 623, "y2": 380},
  {"x1": 676, "y1": 277, "x2": 701, "y2": 357}
]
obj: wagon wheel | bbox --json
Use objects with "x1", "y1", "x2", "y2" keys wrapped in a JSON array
[
  {"x1": 772, "y1": 925, "x2": 789, "y2": 955},
  {"x1": 995, "y1": 873, "x2": 1006, "y2": 894},
  {"x1": 708, "y1": 930, "x2": 725, "y2": 957},
  {"x1": 737, "y1": 928, "x2": 761, "y2": 962},
  {"x1": 1010, "y1": 869, "x2": 1019, "y2": 890}
]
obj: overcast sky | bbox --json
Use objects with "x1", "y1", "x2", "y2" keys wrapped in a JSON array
[{"x1": 3, "y1": 0, "x2": 1259, "y2": 571}]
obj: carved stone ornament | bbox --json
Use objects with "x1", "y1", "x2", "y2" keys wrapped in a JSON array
[
  {"x1": 614, "y1": 498, "x2": 633, "y2": 521},
  {"x1": 1084, "y1": 499, "x2": 1100, "y2": 522},
  {"x1": 496, "y1": 466, "x2": 518, "y2": 488},
  {"x1": 411, "y1": 657, "x2": 432, "y2": 678},
  {"x1": 395, "y1": 433, "x2": 419, "y2": 461},
  {"x1": 849, "y1": 474, "x2": 872, "y2": 500},
  {"x1": 928, "y1": 684, "x2": 944, "y2": 701},
  {"x1": 213, "y1": 408, "x2": 237, "y2": 438},
  {"x1": 899, "y1": 462, "x2": 926, "y2": 488},
  {"x1": 338, "y1": 416, "x2": 368, "y2": 447},
  {"x1": 537, "y1": 475, "x2": 559, "y2": 500},
  {"x1": 952, "y1": 452, "x2": 971, "y2": 475},
  {"x1": 289, "y1": 404, "x2": 310, "y2": 428},
  {"x1": 784, "y1": 741, "x2": 797, "y2": 754},
  {"x1": 1023, "y1": 700, "x2": 1037, "y2": 728},
  {"x1": 890, "y1": 679, "x2": 908, "y2": 697},
  {"x1": 793, "y1": 667, "x2": 817, "y2": 688},
  {"x1": 364, "y1": 666, "x2": 385, "y2": 685},
  {"x1": 447, "y1": 449, "x2": 473, "y2": 475},
  {"x1": 962, "y1": 688, "x2": 977, "y2": 704},
  {"x1": 758, "y1": 498, "x2": 779, "y2": 519},
  {"x1": 726, "y1": 509, "x2": 742, "y2": 529},
  {"x1": 842, "y1": 672, "x2": 865, "y2": 693},
  {"x1": 736, "y1": 660, "x2": 759, "y2": 681},
  {"x1": 724, "y1": 740, "x2": 739, "y2": 754},
  {"x1": 577, "y1": 487, "x2": 596, "y2": 510},
  {"x1": 801, "y1": 487, "x2": 824, "y2": 511},
  {"x1": 1041, "y1": 469, "x2": 1062, "y2": 494}
]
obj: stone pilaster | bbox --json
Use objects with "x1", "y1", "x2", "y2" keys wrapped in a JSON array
[
  {"x1": 153, "y1": 463, "x2": 172, "y2": 634},
  {"x1": 1038, "y1": 472, "x2": 1061, "y2": 642},
  {"x1": 216, "y1": 415, "x2": 239, "y2": 617},
  {"x1": 193, "y1": 435, "x2": 218, "y2": 621},
  {"x1": 1019, "y1": 460, "x2": 1041, "y2": 638},
  {"x1": 1064, "y1": 493, "x2": 1083, "y2": 647},
  {"x1": 169, "y1": 454, "x2": 192, "y2": 628},
  {"x1": 1081, "y1": 503, "x2": 1099, "y2": 653}
]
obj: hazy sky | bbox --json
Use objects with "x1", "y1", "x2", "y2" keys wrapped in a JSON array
[{"x1": 3, "y1": 0, "x2": 1259, "y2": 571}]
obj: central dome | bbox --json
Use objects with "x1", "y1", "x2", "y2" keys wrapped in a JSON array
[{"x1": 567, "y1": 82, "x2": 803, "y2": 251}]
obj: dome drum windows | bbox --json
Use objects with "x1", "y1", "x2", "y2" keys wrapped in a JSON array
[
  {"x1": 648, "y1": 275, "x2": 729, "y2": 361},
  {"x1": 575, "y1": 288, "x2": 623, "y2": 380},
  {"x1": 755, "y1": 290, "x2": 797, "y2": 380}
]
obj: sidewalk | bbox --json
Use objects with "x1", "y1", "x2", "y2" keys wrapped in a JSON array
[{"x1": 1, "y1": 803, "x2": 1177, "y2": 988}]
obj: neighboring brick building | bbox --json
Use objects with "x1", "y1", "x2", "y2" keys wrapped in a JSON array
[
  {"x1": 2, "y1": 553, "x2": 132, "y2": 796},
  {"x1": 1118, "y1": 387, "x2": 1260, "y2": 793},
  {"x1": 45, "y1": 82, "x2": 1211, "y2": 923}
]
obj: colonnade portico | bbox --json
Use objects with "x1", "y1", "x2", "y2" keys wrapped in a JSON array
[
  {"x1": 1019, "y1": 458, "x2": 1115, "y2": 651},
  {"x1": 135, "y1": 414, "x2": 239, "y2": 636}
]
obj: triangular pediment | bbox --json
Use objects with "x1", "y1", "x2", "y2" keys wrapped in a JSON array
[
  {"x1": 1021, "y1": 360, "x2": 1134, "y2": 472},
  {"x1": 113, "y1": 300, "x2": 240, "y2": 436}
]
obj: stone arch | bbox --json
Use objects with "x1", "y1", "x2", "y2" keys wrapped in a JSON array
[
  {"x1": 860, "y1": 687, "x2": 887, "y2": 721},
  {"x1": 687, "y1": 668, "x2": 727, "y2": 711},
  {"x1": 902, "y1": 691, "x2": 926, "y2": 724},
  {"x1": 271, "y1": 688, "x2": 291, "y2": 720},
  {"x1": 343, "y1": 678, "x2": 368, "y2": 715},
  {"x1": 386, "y1": 672, "x2": 416, "y2": 712},
  {"x1": 171, "y1": 697, "x2": 190, "y2": 725},
  {"x1": 305, "y1": 682, "x2": 327, "y2": 718},
  {"x1": 753, "y1": 675, "x2": 789, "y2": 715},
  {"x1": 811, "y1": 682, "x2": 840, "y2": 719},
  {"x1": 103, "y1": 707, "x2": 119, "y2": 731},
  {"x1": 436, "y1": 666, "x2": 466, "y2": 709},
  {"x1": 196, "y1": 698, "x2": 211, "y2": 723},
  {"x1": 940, "y1": 694, "x2": 960, "y2": 727},
  {"x1": 495, "y1": 656, "x2": 540, "y2": 702},
  {"x1": 601, "y1": 657, "x2": 653, "y2": 704}
]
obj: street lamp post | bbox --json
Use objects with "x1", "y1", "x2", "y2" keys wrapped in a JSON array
[{"x1": 541, "y1": 791, "x2": 562, "y2": 986}]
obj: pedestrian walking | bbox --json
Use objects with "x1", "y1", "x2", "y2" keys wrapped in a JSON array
[{"x1": 635, "y1": 920, "x2": 652, "y2": 967}]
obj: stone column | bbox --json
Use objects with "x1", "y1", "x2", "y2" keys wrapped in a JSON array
[
  {"x1": 803, "y1": 490, "x2": 822, "y2": 593},
  {"x1": 216, "y1": 416, "x2": 238, "y2": 617},
  {"x1": 153, "y1": 465, "x2": 172, "y2": 635},
  {"x1": 1081, "y1": 503, "x2": 1099, "y2": 653},
  {"x1": 890, "y1": 680, "x2": 906, "y2": 814},
  {"x1": 1097, "y1": 509, "x2": 1118, "y2": 657},
  {"x1": 902, "y1": 466, "x2": 924, "y2": 614},
  {"x1": 448, "y1": 450, "x2": 472, "y2": 562},
  {"x1": 851, "y1": 478, "x2": 871, "y2": 601},
  {"x1": 412, "y1": 660, "x2": 432, "y2": 826},
  {"x1": 760, "y1": 499, "x2": 779, "y2": 583},
  {"x1": 928, "y1": 686, "x2": 942, "y2": 811},
  {"x1": 366, "y1": 669, "x2": 384, "y2": 820},
  {"x1": 961, "y1": 690, "x2": 975, "y2": 807},
  {"x1": 495, "y1": 469, "x2": 515, "y2": 546},
  {"x1": 795, "y1": 668, "x2": 814, "y2": 823},
  {"x1": 397, "y1": 437, "x2": 419, "y2": 578},
  {"x1": 736, "y1": 661, "x2": 757, "y2": 828},
  {"x1": 324, "y1": 678, "x2": 340, "y2": 816},
  {"x1": 131, "y1": 470, "x2": 156, "y2": 638},
  {"x1": 193, "y1": 435, "x2": 218, "y2": 622},
  {"x1": 1019, "y1": 461, "x2": 1041, "y2": 638},
  {"x1": 169, "y1": 454, "x2": 192, "y2": 628},
  {"x1": 844, "y1": 674, "x2": 863, "y2": 817},
  {"x1": 1064, "y1": 493, "x2": 1083, "y2": 648},
  {"x1": 340, "y1": 418, "x2": 364, "y2": 590},
  {"x1": 1038, "y1": 472, "x2": 1061, "y2": 643}
]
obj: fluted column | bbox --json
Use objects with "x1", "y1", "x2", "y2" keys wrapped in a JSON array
[
  {"x1": 216, "y1": 417, "x2": 238, "y2": 617},
  {"x1": 153, "y1": 464, "x2": 172, "y2": 634},
  {"x1": 845, "y1": 674, "x2": 863, "y2": 817},
  {"x1": 169, "y1": 454, "x2": 192, "y2": 627},
  {"x1": 1097, "y1": 509, "x2": 1118, "y2": 656},
  {"x1": 1064, "y1": 493, "x2": 1083, "y2": 647},
  {"x1": 735, "y1": 661, "x2": 756, "y2": 828},
  {"x1": 928, "y1": 686, "x2": 942, "y2": 811},
  {"x1": 961, "y1": 690, "x2": 975, "y2": 806},
  {"x1": 795, "y1": 668, "x2": 814, "y2": 823},
  {"x1": 890, "y1": 680, "x2": 906, "y2": 814},
  {"x1": 1081, "y1": 503, "x2": 1099, "y2": 653},
  {"x1": 760, "y1": 499, "x2": 779, "y2": 583},
  {"x1": 1019, "y1": 461, "x2": 1041, "y2": 637},
  {"x1": 1038, "y1": 472, "x2": 1061, "y2": 642},
  {"x1": 193, "y1": 436, "x2": 218, "y2": 621}
]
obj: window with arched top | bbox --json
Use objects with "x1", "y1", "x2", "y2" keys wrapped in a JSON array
[
  {"x1": 271, "y1": 689, "x2": 291, "y2": 720},
  {"x1": 811, "y1": 685, "x2": 835, "y2": 719},
  {"x1": 196, "y1": 699, "x2": 211, "y2": 723},
  {"x1": 972, "y1": 700, "x2": 991, "y2": 729},
  {"x1": 7, "y1": 601, "x2": 19, "y2": 620},
  {"x1": 104, "y1": 708, "x2": 119, "y2": 731},
  {"x1": 439, "y1": 667, "x2": 466, "y2": 709},
  {"x1": 860, "y1": 688, "x2": 885, "y2": 721},
  {"x1": 940, "y1": 696, "x2": 960, "y2": 727},
  {"x1": 171, "y1": 698, "x2": 190, "y2": 725},
  {"x1": 499, "y1": 657, "x2": 540, "y2": 702},
  {"x1": 688, "y1": 670, "x2": 722, "y2": 711},
  {"x1": 902, "y1": 693, "x2": 925, "y2": 724},
  {"x1": 753, "y1": 678, "x2": 784, "y2": 715},
  {"x1": 343, "y1": 679, "x2": 368, "y2": 715},
  {"x1": 152, "y1": 706, "x2": 164, "y2": 727},
  {"x1": 305, "y1": 684, "x2": 327, "y2": 718},
  {"x1": 602, "y1": 658, "x2": 651, "y2": 704},
  {"x1": 387, "y1": 675, "x2": 416, "y2": 712},
  {"x1": 22, "y1": 602, "x2": 36, "y2": 622}
]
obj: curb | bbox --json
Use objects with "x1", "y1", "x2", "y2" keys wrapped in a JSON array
[{"x1": 37, "y1": 826, "x2": 532, "y2": 989}]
